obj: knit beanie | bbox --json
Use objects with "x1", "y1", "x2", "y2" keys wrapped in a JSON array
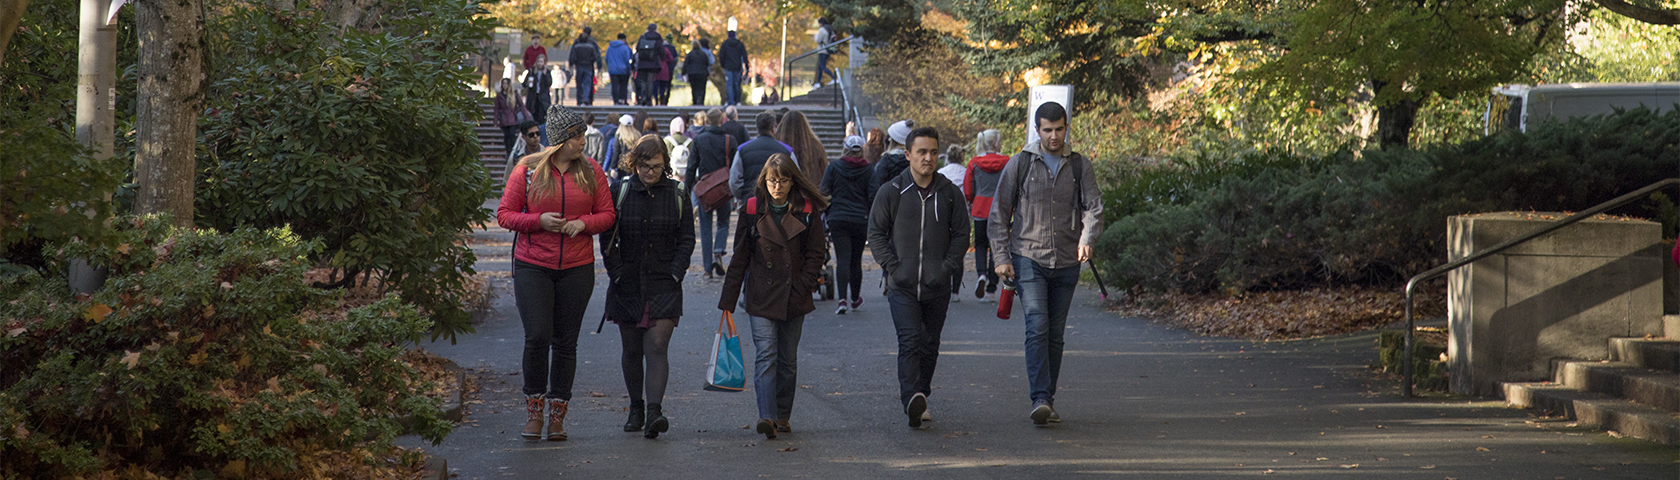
[{"x1": 546, "y1": 105, "x2": 586, "y2": 145}]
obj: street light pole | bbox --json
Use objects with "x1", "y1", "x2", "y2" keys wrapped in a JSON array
[
  {"x1": 70, "y1": 0, "x2": 119, "y2": 294},
  {"x1": 77, "y1": 0, "x2": 117, "y2": 160}
]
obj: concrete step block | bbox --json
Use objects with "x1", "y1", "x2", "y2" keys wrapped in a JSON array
[
  {"x1": 1503, "y1": 382, "x2": 1680, "y2": 445},
  {"x1": 1556, "y1": 359, "x2": 1680, "y2": 411},
  {"x1": 1666, "y1": 315, "x2": 1680, "y2": 339},
  {"x1": 1610, "y1": 337, "x2": 1680, "y2": 372}
]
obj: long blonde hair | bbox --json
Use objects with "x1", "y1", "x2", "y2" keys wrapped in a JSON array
[{"x1": 520, "y1": 144, "x2": 597, "y2": 201}]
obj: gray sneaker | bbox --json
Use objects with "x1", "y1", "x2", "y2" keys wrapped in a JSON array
[
  {"x1": 921, "y1": 408, "x2": 932, "y2": 423},
  {"x1": 1048, "y1": 407, "x2": 1061, "y2": 423},
  {"x1": 906, "y1": 393, "x2": 927, "y2": 428},
  {"x1": 1030, "y1": 402, "x2": 1052, "y2": 426}
]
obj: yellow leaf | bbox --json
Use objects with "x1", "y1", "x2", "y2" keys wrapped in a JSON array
[
  {"x1": 188, "y1": 351, "x2": 208, "y2": 366},
  {"x1": 267, "y1": 376, "x2": 282, "y2": 393},
  {"x1": 222, "y1": 459, "x2": 246, "y2": 478},
  {"x1": 116, "y1": 243, "x2": 131, "y2": 254},
  {"x1": 84, "y1": 304, "x2": 113, "y2": 323},
  {"x1": 217, "y1": 423, "x2": 232, "y2": 434},
  {"x1": 120, "y1": 350, "x2": 141, "y2": 369},
  {"x1": 263, "y1": 324, "x2": 272, "y2": 336},
  {"x1": 203, "y1": 305, "x2": 216, "y2": 318},
  {"x1": 6, "y1": 327, "x2": 24, "y2": 337}
]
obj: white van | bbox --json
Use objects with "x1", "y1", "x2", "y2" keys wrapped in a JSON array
[{"x1": 1484, "y1": 82, "x2": 1680, "y2": 134}]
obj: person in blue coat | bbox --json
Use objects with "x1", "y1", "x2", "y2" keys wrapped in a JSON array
[{"x1": 605, "y1": 33, "x2": 635, "y2": 105}]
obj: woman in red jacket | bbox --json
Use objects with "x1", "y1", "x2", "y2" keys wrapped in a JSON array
[{"x1": 497, "y1": 107, "x2": 616, "y2": 442}]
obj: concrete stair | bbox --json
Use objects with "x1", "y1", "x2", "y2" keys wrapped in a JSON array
[
  {"x1": 476, "y1": 101, "x2": 510, "y2": 191},
  {"x1": 1503, "y1": 316, "x2": 1680, "y2": 445}
]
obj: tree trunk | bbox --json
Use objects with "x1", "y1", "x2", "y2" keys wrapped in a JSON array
[
  {"x1": 134, "y1": 0, "x2": 204, "y2": 227},
  {"x1": 0, "y1": 0, "x2": 29, "y2": 65},
  {"x1": 1375, "y1": 98, "x2": 1420, "y2": 149}
]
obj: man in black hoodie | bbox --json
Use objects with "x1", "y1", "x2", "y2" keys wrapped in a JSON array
[
  {"x1": 867, "y1": 127, "x2": 970, "y2": 429},
  {"x1": 568, "y1": 27, "x2": 600, "y2": 105},
  {"x1": 718, "y1": 31, "x2": 750, "y2": 106},
  {"x1": 634, "y1": 24, "x2": 666, "y2": 106}
]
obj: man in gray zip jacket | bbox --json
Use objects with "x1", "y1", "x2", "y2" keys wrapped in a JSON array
[
  {"x1": 988, "y1": 101, "x2": 1103, "y2": 426},
  {"x1": 869, "y1": 127, "x2": 970, "y2": 429}
]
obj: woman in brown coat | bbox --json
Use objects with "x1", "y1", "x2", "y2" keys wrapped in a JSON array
[{"x1": 717, "y1": 154, "x2": 829, "y2": 439}]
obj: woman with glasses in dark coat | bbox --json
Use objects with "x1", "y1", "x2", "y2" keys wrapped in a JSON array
[{"x1": 604, "y1": 134, "x2": 696, "y2": 439}]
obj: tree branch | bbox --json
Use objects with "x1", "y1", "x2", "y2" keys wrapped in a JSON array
[{"x1": 1594, "y1": 0, "x2": 1680, "y2": 25}]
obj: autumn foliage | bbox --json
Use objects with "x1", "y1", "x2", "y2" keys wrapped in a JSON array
[{"x1": 0, "y1": 216, "x2": 450, "y2": 478}]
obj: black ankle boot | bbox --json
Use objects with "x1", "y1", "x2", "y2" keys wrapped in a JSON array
[
  {"x1": 644, "y1": 403, "x2": 669, "y2": 439},
  {"x1": 623, "y1": 400, "x2": 645, "y2": 432}
]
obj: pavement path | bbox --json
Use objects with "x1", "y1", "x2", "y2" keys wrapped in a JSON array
[{"x1": 400, "y1": 214, "x2": 1678, "y2": 479}]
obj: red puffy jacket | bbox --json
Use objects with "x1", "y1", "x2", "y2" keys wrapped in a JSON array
[{"x1": 497, "y1": 159, "x2": 617, "y2": 270}]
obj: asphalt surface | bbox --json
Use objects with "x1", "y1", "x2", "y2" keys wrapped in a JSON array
[{"x1": 398, "y1": 217, "x2": 1678, "y2": 479}]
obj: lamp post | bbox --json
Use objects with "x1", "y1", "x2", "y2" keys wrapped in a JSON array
[{"x1": 69, "y1": 0, "x2": 122, "y2": 294}]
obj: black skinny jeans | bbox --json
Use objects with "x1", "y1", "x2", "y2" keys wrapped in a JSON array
[
  {"x1": 515, "y1": 259, "x2": 595, "y2": 400},
  {"x1": 828, "y1": 220, "x2": 867, "y2": 302},
  {"x1": 973, "y1": 219, "x2": 998, "y2": 291}
]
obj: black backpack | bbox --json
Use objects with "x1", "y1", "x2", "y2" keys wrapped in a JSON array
[{"x1": 636, "y1": 37, "x2": 659, "y2": 63}]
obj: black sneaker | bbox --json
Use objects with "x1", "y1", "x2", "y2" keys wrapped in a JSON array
[
  {"x1": 974, "y1": 278, "x2": 987, "y2": 299},
  {"x1": 906, "y1": 393, "x2": 927, "y2": 428},
  {"x1": 1030, "y1": 402, "x2": 1052, "y2": 426}
]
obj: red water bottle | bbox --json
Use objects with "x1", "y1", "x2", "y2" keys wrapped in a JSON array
[{"x1": 996, "y1": 278, "x2": 1016, "y2": 319}]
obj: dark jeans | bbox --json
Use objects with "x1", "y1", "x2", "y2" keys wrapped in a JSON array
[
  {"x1": 973, "y1": 219, "x2": 997, "y2": 291},
  {"x1": 814, "y1": 53, "x2": 835, "y2": 85},
  {"x1": 828, "y1": 220, "x2": 866, "y2": 301},
  {"x1": 1013, "y1": 254, "x2": 1080, "y2": 404},
  {"x1": 694, "y1": 192, "x2": 731, "y2": 258},
  {"x1": 748, "y1": 313, "x2": 803, "y2": 421},
  {"x1": 574, "y1": 68, "x2": 595, "y2": 105},
  {"x1": 636, "y1": 70, "x2": 658, "y2": 105},
  {"x1": 514, "y1": 259, "x2": 595, "y2": 400},
  {"x1": 500, "y1": 125, "x2": 519, "y2": 156},
  {"x1": 656, "y1": 80, "x2": 671, "y2": 105},
  {"x1": 611, "y1": 73, "x2": 630, "y2": 104},
  {"x1": 687, "y1": 74, "x2": 708, "y2": 105},
  {"x1": 888, "y1": 289, "x2": 950, "y2": 406},
  {"x1": 724, "y1": 70, "x2": 743, "y2": 106}
]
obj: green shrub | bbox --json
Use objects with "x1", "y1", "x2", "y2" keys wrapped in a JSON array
[
  {"x1": 195, "y1": 0, "x2": 496, "y2": 341},
  {"x1": 1099, "y1": 107, "x2": 1680, "y2": 294},
  {"x1": 0, "y1": 216, "x2": 450, "y2": 478}
]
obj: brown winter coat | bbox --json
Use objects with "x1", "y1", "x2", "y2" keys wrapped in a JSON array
[{"x1": 717, "y1": 198, "x2": 827, "y2": 321}]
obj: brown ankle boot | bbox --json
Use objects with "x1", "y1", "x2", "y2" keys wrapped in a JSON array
[
  {"x1": 521, "y1": 395, "x2": 544, "y2": 440},
  {"x1": 546, "y1": 399, "x2": 569, "y2": 441}
]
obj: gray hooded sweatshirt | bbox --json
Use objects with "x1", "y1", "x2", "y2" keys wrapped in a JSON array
[{"x1": 987, "y1": 140, "x2": 1103, "y2": 270}]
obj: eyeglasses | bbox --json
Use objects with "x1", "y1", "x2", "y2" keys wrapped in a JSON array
[
  {"x1": 638, "y1": 163, "x2": 666, "y2": 173},
  {"x1": 764, "y1": 177, "x2": 790, "y2": 185}
]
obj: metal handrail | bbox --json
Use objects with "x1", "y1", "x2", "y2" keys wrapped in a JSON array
[
  {"x1": 1400, "y1": 178, "x2": 1680, "y2": 397},
  {"x1": 781, "y1": 36, "x2": 854, "y2": 101}
]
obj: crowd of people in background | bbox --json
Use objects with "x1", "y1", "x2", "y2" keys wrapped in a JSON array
[
  {"x1": 492, "y1": 24, "x2": 1103, "y2": 446},
  {"x1": 505, "y1": 24, "x2": 750, "y2": 109}
]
